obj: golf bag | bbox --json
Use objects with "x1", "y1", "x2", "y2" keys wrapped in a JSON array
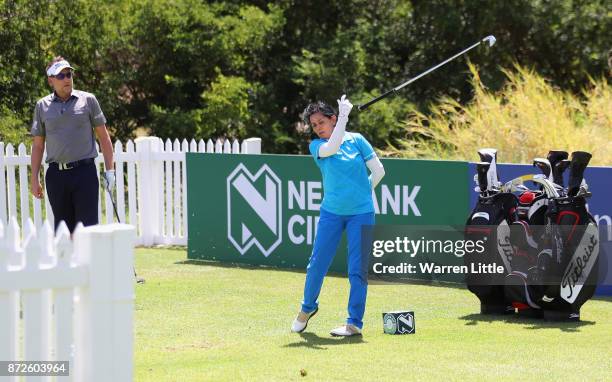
[
  {"x1": 464, "y1": 149, "x2": 517, "y2": 314},
  {"x1": 465, "y1": 192, "x2": 517, "y2": 314},
  {"x1": 466, "y1": 150, "x2": 599, "y2": 321}
]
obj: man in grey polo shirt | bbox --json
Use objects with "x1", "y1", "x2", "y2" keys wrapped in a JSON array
[{"x1": 30, "y1": 56, "x2": 116, "y2": 232}]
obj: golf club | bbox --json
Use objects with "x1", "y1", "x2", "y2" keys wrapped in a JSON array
[
  {"x1": 546, "y1": 150, "x2": 569, "y2": 187},
  {"x1": 475, "y1": 162, "x2": 491, "y2": 194},
  {"x1": 533, "y1": 158, "x2": 552, "y2": 181},
  {"x1": 478, "y1": 148, "x2": 500, "y2": 191},
  {"x1": 104, "y1": 181, "x2": 145, "y2": 284},
  {"x1": 358, "y1": 35, "x2": 497, "y2": 111},
  {"x1": 567, "y1": 151, "x2": 592, "y2": 197},
  {"x1": 554, "y1": 160, "x2": 571, "y2": 188},
  {"x1": 502, "y1": 174, "x2": 559, "y2": 198}
]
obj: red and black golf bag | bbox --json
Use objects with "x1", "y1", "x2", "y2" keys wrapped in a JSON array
[
  {"x1": 464, "y1": 149, "x2": 517, "y2": 314},
  {"x1": 501, "y1": 189, "x2": 550, "y2": 317},
  {"x1": 466, "y1": 150, "x2": 599, "y2": 321},
  {"x1": 505, "y1": 152, "x2": 599, "y2": 321},
  {"x1": 465, "y1": 192, "x2": 517, "y2": 314}
]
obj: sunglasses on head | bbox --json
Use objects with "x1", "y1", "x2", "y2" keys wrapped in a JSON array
[{"x1": 54, "y1": 71, "x2": 73, "y2": 80}]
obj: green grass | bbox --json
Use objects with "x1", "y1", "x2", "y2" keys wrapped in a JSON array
[{"x1": 134, "y1": 247, "x2": 612, "y2": 381}]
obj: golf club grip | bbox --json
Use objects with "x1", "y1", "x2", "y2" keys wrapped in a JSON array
[{"x1": 358, "y1": 89, "x2": 395, "y2": 111}]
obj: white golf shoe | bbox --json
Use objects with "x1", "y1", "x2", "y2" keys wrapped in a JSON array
[
  {"x1": 291, "y1": 308, "x2": 318, "y2": 333},
  {"x1": 330, "y1": 324, "x2": 362, "y2": 337}
]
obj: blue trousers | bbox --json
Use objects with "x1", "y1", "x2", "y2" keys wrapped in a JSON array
[{"x1": 301, "y1": 209, "x2": 375, "y2": 329}]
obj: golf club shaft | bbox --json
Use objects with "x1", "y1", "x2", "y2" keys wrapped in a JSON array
[
  {"x1": 359, "y1": 37, "x2": 491, "y2": 111},
  {"x1": 110, "y1": 191, "x2": 120, "y2": 223},
  {"x1": 106, "y1": 186, "x2": 140, "y2": 280}
]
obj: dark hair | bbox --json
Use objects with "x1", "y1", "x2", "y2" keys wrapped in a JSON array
[
  {"x1": 302, "y1": 101, "x2": 336, "y2": 125},
  {"x1": 46, "y1": 56, "x2": 66, "y2": 72}
]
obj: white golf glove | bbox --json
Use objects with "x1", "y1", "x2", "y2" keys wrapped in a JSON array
[
  {"x1": 337, "y1": 94, "x2": 353, "y2": 120},
  {"x1": 102, "y1": 169, "x2": 116, "y2": 193},
  {"x1": 318, "y1": 94, "x2": 353, "y2": 158}
]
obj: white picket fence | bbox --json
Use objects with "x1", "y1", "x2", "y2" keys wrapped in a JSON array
[
  {"x1": 0, "y1": 218, "x2": 135, "y2": 382},
  {"x1": 0, "y1": 136, "x2": 261, "y2": 246}
]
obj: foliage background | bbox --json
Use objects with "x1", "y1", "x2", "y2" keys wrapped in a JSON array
[{"x1": 1, "y1": 0, "x2": 610, "y2": 160}]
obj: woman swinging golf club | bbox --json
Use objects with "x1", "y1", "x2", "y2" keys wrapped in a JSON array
[{"x1": 291, "y1": 95, "x2": 385, "y2": 336}]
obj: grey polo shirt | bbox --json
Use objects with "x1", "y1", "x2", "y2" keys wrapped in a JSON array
[{"x1": 31, "y1": 90, "x2": 107, "y2": 164}]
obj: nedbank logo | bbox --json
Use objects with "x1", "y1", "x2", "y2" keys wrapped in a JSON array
[{"x1": 227, "y1": 163, "x2": 282, "y2": 257}]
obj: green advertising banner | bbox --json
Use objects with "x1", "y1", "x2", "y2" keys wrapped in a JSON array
[{"x1": 187, "y1": 153, "x2": 470, "y2": 275}]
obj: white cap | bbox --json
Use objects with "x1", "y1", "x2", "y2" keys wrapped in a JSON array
[{"x1": 46, "y1": 60, "x2": 74, "y2": 76}]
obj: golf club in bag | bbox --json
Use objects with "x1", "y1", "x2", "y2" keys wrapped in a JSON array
[
  {"x1": 103, "y1": 180, "x2": 145, "y2": 284},
  {"x1": 465, "y1": 150, "x2": 599, "y2": 321},
  {"x1": 532, "y1": 150, "x2": 571, "y2": 189},
  {"x1": 547, "y1": 150, "x2": 571, "y2": 187},
  {"x1": 358, "y1": 35, "x2": 496, "y2": 111},
  {"x1": 465, "y1": 149, "x2": 517, "y2": 314}
]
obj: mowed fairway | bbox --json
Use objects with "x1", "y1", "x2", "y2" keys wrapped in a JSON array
[{"x1": 134, "y1": 248, "x2": 612, "y2": 381}]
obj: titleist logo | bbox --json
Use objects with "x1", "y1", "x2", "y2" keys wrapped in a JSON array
[
  {"x1": 495, "y1": 221, "x2": 513, "y2": 272},
  {"x1": 498, "y1": 235, "x2": 514, "y2": 264},
  {"x1": 561, "y1": 234, "x2": 598, "y2": 302}
]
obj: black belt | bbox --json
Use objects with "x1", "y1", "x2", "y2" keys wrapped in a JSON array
[{"x1": 50, "y1": 158, "x2": 95, "y2": 170}]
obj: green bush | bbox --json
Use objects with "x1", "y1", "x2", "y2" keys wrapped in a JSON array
[
  {"x1": 388, "y1": 64, "x2": 612, "y2": 166},
  {"x1": 0, "y1": 106, "x2": 30, "y2": 146}
]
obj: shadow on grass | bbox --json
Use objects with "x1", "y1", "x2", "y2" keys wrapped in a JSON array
[
  {"x1": 178, "y1": 260, "x2": 612, "y2": 301},
  {"x1": 177, "y1": 260, "x2": 470, "y2": 291},
  {"x1": 459, "y1": 313, "x2": 596, "y2": 332},
  {"x1": 283, "y1": 332, "x2": 366, "y2": 350},
  {"x1": 178, "y1": 259, "x2": 307, "y2": 274}
]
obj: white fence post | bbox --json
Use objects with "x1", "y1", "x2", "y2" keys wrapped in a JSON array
[
  {"x1": 0, "y1": 219, "x2": 20, "y2": 382},
  {"x1": 5, "y1": 144, "x2": 17, "y2": 224},
  {"x1": 17, "y1": 144, "x2": 30, "y2": 230},
  {"x1": 53, "y1": 222, "x2": 75, "y2": 381},
  {"x1": 125, "y1": 140, "x2": 138, "y2": 238},
  {"x1": 223, "y1": 139, "x2": 231, "y2": 153},
  {"x1": 241, "y1": 138, "x2": 262, "y2": 154},
  {"x1": 22, "y1": 222, "x2": 54, "y2": 378},
  {"x1": 73, "y1": 223, "x2": 135, "y2": 382},
  {"x1": 0, "y1": 142, "x2": 7, "y2": 225},
  {"x1": 135, "y1": 137, "x2": 162, "y2": 246}
]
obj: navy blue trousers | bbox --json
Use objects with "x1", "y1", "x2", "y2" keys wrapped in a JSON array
[{"x1": 45, "y1": 162, "x2": 99, "y2": 232}]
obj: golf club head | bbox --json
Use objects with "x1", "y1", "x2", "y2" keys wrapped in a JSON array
[
  {"x1": 515, "y1": 184, "x2": 529, "y2": 192},
  {"x1": 477, "y1": 148, "x2": 496, "y2": 164},
  {"x1": 576, "y1": 179, "x2": 591, "y2": 197},
  {"x1": 477, "y1": 148, "x2": 499, "y2": 190},
  {"x1": 482, "y1": 35, "x2": 496, "y2": 47},
  {"x1": 476, "y1": 162, "x2": 491, "y2": 193},
  {"x1": 533, "y1": 158, "x2": 552, "y2": 181},
  {"x1": 547, "y1": 150, "x2": 569, "y2": 166},
  {"x1": 546, "y1": 150, "x2": 569, "y2": 186},
  {"x1": 567, "y1": 151, "x2": 592, "y2": 196},
  {"x1": 553, "y1": 159, "x2": 571, "y2": 188},
  {"x1": 531, "y1": 175, "x2": 560, "y2": 198}
]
